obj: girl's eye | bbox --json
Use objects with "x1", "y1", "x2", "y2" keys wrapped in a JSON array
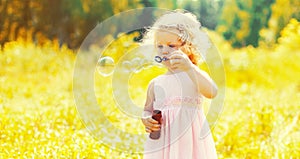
[
  {"x1": 157, "y1": 45, "x2": 163, "y2": 49},
  {"x1": 168, "y1": 44, "x2": 176, "y2": 48}
]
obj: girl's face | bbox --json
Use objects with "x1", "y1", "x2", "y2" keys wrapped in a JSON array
[{"x1": 154, "y1": 29, "x2": 185, "y2": 68}]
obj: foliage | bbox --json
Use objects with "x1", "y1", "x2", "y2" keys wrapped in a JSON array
[
  {"x1": 217, "y1": 0, "x2": 275, "y2": 48},
  {"x1": 1, "y1": 18, "x2": 300, "y2": 158},
  {"x1": 260, "y1": 0, "x2": 300, "y2": 45},
  {"x1": 182, "y1": 0, "x2": 224, "y2": 29},
  {"x1": 2, "y1": 0, "x2": 299, "y2": 49},
  {"x1": 276, "y1": 18, "x2": 300, "y2": 51},
  {"x1": 0, "y1": 0, "x2": 142, "y2": 49}
]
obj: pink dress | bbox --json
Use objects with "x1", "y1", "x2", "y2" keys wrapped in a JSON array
[{"x1": 143, "y1": 71, "x2": 218, "y2": 159}]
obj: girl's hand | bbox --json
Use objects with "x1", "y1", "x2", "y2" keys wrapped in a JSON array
[
  {"x1": 141, "y1": 117, "x2": 162, "y2": 133},
  {"x1": 169, "y1": 50, "x2": 193, "y2": 72}
]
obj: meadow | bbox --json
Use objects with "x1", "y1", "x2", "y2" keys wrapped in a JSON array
[{"x1": 0, "y1": 19, "x2": 299, "y2": 158}]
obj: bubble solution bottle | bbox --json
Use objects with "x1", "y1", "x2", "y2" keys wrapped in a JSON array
[{"x1": 150, "y1": 110, "x2": 162, "y2": 140}]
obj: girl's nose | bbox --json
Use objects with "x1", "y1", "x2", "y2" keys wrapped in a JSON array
[
  {"x1": 162, "y1": 46, "x2": 169, "y2": 54},
  {"x1": 162, "y1": 51, "x2": 168, "y2": 54}
]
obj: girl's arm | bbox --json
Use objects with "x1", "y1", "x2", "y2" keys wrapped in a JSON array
[
  {"x1": 141, "y1": 80, "x2": 161, "y2": 133},
  {"x1": 186, "y1": 64, "x2": 218, "y2": 98},
  {"x1": 170, "y1": 52, "x2": 218, "y2": 98},
  {"x1": 143, "y1": 81, "x2": 155, "y2": 117}
]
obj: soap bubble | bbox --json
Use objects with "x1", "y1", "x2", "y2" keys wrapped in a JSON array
[
  {"x1": 131, "y1": 57, "x2": 141, "y2": 67},
  {"x1": 121, "y1": 60, "x2": 132, "y2": 73},
  {"x1": 132, "y1": 59, "x2": 153, "y2": 73},
  {"x1": 119, "y1": 56, "x2": 154, "y2": 74},
  {"x1": 97, "y1": 56, "x2": 115, "y2": 76},
  {"x1": 120, "y1": 57, "x2": 155, "y2": 74}
]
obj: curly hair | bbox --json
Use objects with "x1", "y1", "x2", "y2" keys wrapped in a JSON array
[
  {"x1": 141, "y1": 9, "x2": 211, "y2": 65},
  {"x1": 180, "y1": 41, "x2": 200, "y2": 65}
]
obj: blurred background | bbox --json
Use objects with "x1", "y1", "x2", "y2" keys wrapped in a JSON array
[
  {"x1": 0, "y1": 0, "x2": 299, "y2": 158},
  {"x1": 1, "y1": 0, "x2": 299, "y2": 48}
]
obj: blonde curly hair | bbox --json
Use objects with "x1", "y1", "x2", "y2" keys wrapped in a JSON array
[{"x1": 142, "y1": 9, "x2": 211, "y2": 65}]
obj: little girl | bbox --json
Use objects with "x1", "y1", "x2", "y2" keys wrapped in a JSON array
[{"x1": 141, "y1": 10, "x2": 218, "y2": 159}]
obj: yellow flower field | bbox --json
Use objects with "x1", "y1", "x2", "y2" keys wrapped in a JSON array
[{"x1": 0, "y1": 19, "x2": 299, "y2": 158}]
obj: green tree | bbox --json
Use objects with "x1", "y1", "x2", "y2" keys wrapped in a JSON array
[
  {"x1": 217, "y1": 0, "x2": 274, "y2": 48},
  {"x1": 183, "y1": 0, "x2": 224, "y2": 30},
  {"x1": 260, "y1": 0, "x2": 300, "y2": 45},
  {"x1": 0, "y1": 0, "x2": 143, "y2": 49}
]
